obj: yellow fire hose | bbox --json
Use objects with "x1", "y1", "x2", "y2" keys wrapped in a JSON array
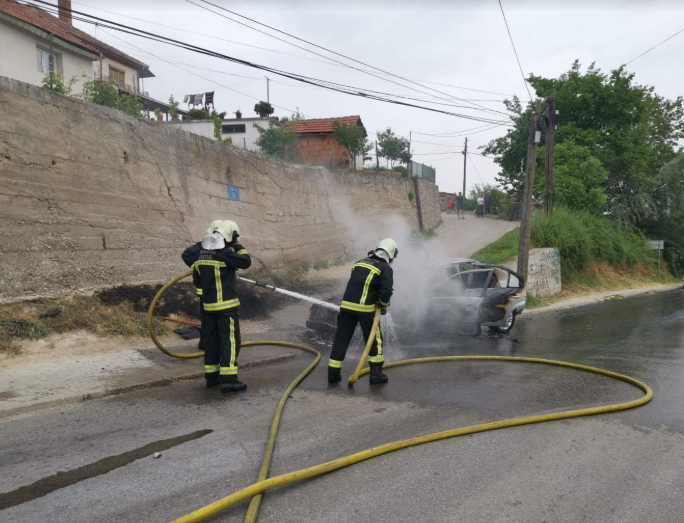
[{"x1": 148, "y1": 273, "x2": 653, "y2": 523}]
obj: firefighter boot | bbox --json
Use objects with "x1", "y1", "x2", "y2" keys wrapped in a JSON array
[
  {"x1": 220, "y1": 375, "x2": 247, "y2": 393},
  {"x1": 369, "y1": 363, "x2": 388, "y2": 385},
  {"x1": 205, "y1": 376, "x2": 220, "y2": 389},
  {"x1": 328, "y1": 367, "x2": 342, "y2": 384}
]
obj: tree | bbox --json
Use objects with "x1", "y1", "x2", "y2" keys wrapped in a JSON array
[
  {"x1": 213, "y1": 113, "x2": 232, "y2": 145},
  {"x1": 168, "y1": 95, "x2": 179, "y2": 121},
  {"x1": 536, "y1": 141, "x2": 608, "y2": 215},
  {"x1": 281, "y1": 107, "x2": 305, "y2": 123},
  {"x1": 484, "y1": 61, "x2": 684, "y2": 228},
  {"x1": 254, "y1": 122, "x2": 297, "y2": 161},
  {"x1": 640, "y1": 153, "x2": 684, "y2": 274},
  {"x1": 41, "y1": 73, "x2": 76, "y2": 95},
  {"x1": 80, "y1": 79, "x2": 142, "y2": 118},
  {"x1": 377, "y1": 128, "x2": 411, "y2": 169},
  {"x1": 254, "y1": 101, "x2": 274, "y2": 117},
  {"x1": 332, "y1": 121, "x2": 371, "y2": 170}
]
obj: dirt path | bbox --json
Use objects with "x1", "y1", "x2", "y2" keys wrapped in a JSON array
[{"x1": 426, "y1": 212, "x2": 518, "y2": 259}]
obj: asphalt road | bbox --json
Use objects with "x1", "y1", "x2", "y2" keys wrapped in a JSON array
[{"x1": 1, "y1": 290, "x2": 683, "y2": 523}]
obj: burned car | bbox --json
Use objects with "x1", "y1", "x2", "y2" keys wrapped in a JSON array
[
  {"x1": 306, "y1": 258, "x2": 526, "y2": 338},
  {"x1": 418, "y1": 259, "x2": 526, "y2": 336}
]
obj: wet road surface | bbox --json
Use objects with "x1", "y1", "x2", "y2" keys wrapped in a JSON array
[{"x1": 1, "y1": 290, "x2": 683, "y2": 522}]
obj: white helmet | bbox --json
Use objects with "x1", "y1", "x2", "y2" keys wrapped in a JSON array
[
  {"x1": 376, "y1": 238, "x2": 398, "y2": 261},
  {"x1": 206, "y1": 220, "x2": 223, "y2": 235},
  {"x1": 216, "y1": 220, "x2": 240, "y2": 244}
]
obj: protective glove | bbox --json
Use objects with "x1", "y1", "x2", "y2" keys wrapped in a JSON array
[{"x1": 381, "y1": 307, "x2": 388, "y2": 316}]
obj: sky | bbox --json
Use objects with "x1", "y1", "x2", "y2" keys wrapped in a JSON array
[{"x1": 50, "y1": 0, "x2": 684, "y2": 195}]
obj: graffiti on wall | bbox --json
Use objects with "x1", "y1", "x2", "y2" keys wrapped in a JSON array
[{"x1": 527, "y1": 248, "x2": 562, "y2": 297}]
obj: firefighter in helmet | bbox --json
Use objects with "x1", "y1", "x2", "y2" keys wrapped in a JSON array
[
  {"x1": 182, "y1": 220, "x2": 223, "y2": 351},
  {"x1": 328, "y1": 239, "x2": 397, "y2": 385},
  {"x1": 182, "y1": 220, "x2": 251, "y2": 392}
]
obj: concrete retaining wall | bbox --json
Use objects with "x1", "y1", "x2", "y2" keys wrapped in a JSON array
[{"x1": 0, "y1": 77, "x2": 438, "y2": 301}]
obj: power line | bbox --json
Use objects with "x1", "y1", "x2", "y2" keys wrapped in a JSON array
[
  {"x1": 100, "y1": 29, "x2": 303, "y2": 115},
  {"x1": 412, "y1": 151, "x2": 464, "y2": 156},
  {"x1": 73, "y1": 1, "x2": 518, "y2": 99},
  {"x1": 625, "y1": 26, "x2": 684, "y2": 65},
  {"x1": 193, "y1": 0, "x2": 514, "y2": 117},
  {"x1": 412, "y1": 123, "x2": 507, "y2": 138},
  {"x1": 497, "y1": 0, "x2": 533, "y2": 101},
  {"x1": 27, "y1": 0, "x2": 511, "y2": 125},
  {"x1": 467, "y1": 152, "x2": 486, "y2": 184}
]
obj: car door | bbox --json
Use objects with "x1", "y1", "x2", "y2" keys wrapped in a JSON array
[{"x1": 424, "y1": 267, "x2": 491, "y2": 336}]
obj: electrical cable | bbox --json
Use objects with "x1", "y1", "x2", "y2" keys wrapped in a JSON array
[
  {"x1": 100, "y1": 29, "x2": 303, "y2": 115},
  {"x1": 625, "y1": 25, "x2": 684, "y2": 65},
  {"x1": 25, "y1": 0, "x2": 512, "y2": 125},
  {"x1": 467, "y1": 152, "x2": 486, "y2": 183},
  {"x1": 193, "y1": 0, "x2": 514, "y2": 117},
  {"x1": 72, "y1": 0, "x2": 517, "y2": 99},
  {"x1": 497, "y1": 0, "x2": 533, "y2": 101}
]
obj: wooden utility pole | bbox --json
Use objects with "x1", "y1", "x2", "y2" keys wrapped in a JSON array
[
  {"x1": 375, "y1": 140, "x2": 380, "y2": 171},
  {"x1": 462, "y1": 136, "x2": 468, "y2": 197},
  {"x1": 544, "y1": 96, "x2": 556, "y2": 214},
  {"x1": 517, "y1": 101, "x2": 542, "y2": 283},
  {"x1": 407, "y1": 131, "x2": 412, "y2": 176}
]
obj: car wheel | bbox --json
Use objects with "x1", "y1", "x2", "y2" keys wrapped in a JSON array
[{"x1": 488, "y1": 311, "x2": 516, "y2": 334}]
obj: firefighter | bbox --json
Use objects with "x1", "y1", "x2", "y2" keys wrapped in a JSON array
[
  {"x1": 328, "y1": 238, "x2": 397, "y2": 385},
  {"x1": 182, "y1": 220, "x2": 223, "y2": 351},
  {"x1": 183, "y1": 220, "x2": 251, "y2": 392}
]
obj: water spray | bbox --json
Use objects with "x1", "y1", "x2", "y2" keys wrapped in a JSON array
[{"x1": 238, "y1": 277, "x2": 340, "y2": 312}]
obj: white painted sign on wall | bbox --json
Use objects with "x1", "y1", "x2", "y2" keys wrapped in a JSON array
[{"x1": 526, "y1": 248, "x2": 562, "y2": 297}]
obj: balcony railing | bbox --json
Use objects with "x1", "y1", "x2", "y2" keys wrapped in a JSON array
[{"x1": 93, "y1": 72, "x2": 149, "y2": 98}]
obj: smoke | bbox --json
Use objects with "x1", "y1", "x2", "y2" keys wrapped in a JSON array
[{"x1": 325, "y1": 190, "x2": 445, "y2": 333}]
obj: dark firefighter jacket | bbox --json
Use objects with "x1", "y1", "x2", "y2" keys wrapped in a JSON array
[
  {"x1": 340, "y1": 255, "x2": 393, "y2": 314},
  {"x1": 182, "y1": 242, "x2": 203, "y2": 297},
  {"x1": 181, "y1": 243, "x2": 251, "y2": 311}
]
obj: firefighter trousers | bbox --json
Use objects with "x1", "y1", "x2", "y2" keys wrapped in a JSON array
[
  {"x1": 203, "y1": 310, "x2": 241, "y2": 383},
  {"x1": 328, "y1": 310, "x2": 384, "y2": 370}
]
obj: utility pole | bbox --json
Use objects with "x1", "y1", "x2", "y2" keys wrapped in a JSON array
[
  {"x1": 544, "y1": 96, "x2": 556, "y2": 214},
  {"x1": 265, "y1": 77, "x2": 270, "y2": 103},
  {"x1": 517, "y1": 100, "x2": 542, "y2": 283},
  {"x1": 462, "y1": 137, "x2": 468, "y2": 197},
  {"x1": 375, "y1": 140, "x2": 380, "y2": 171},
  {"x1": 407, "y1": 131, "x2": 412, "y2": 176}
]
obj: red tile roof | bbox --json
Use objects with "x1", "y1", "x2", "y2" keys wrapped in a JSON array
[
  {"x1": 290, "y1": 115, "x2": 365, "y2": 135},
  {"x1": 0, "y1": 0, "x2": 151, "y2": 72}
]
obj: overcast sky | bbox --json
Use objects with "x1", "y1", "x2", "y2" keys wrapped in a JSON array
[{"x1": 59, "y1": 0, "x2": 684, "y2": 194}]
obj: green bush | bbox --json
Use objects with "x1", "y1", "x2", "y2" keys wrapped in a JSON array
[
  {"x1": 313, "y1": 260, "x2": 330, "y2": 270},
  {"x1": 472, "y1": 207, "x2": 654, "y2": 278},
  {"x1": 464, "y1": 199, "x2": 476, "y2": 211},
  {"x1": 530, "y1": 207, "x2": 653, "y2": 276}
]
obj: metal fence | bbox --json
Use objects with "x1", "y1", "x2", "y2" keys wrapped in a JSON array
[{"x1": 409, "y1": 161, "x2": 436, "y2": 184}]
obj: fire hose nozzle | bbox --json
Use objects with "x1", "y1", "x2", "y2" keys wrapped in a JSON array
[{"x1": 255, "y1": 280, "x2": 276, "y2": 290}]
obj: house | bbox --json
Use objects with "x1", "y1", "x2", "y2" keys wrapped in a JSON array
[
  {"x1": 172, "y1": 115, "x2": 278, "y2": 151},
  {"x1": 0, "y1": 0, "x2": 179, "y2": 117},
  {"x1": 290, "y1": 115, "x2": 366, "y2": 171}
]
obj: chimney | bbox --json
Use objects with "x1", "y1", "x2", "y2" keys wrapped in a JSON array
[{"x1": 58, "y1": 0, "x2": 73, "y2": 26}]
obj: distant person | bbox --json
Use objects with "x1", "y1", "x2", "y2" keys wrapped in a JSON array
[
  {"x1": 476, "y1": 193, "x2": 485, "y2": 218},
  {"x1": 455, "y1": 192, "x2": 465, "y2": 219},
  {"x1": 446, "y1": 196, "x2": 453, "y2": 214},
  {"x1": 510, "y1": 192, "x2": 521, "y2": 221},
  {"x1": 484, "y1": 191, "x2": 492, "y2": 214}
]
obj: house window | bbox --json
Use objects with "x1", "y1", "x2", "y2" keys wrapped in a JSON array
[
  {"x1": 36, "y1": 48, "x2": 55, "y2": 74},
  {"x1": 109, "y1": 66, "x2": 125, "y2": 84},
  {"x1": 222, "y1": 124, "x2": 246, "y2": 134}
]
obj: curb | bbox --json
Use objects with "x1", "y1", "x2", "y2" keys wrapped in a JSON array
[
  {"x1": 0, "y1": 351, "x2": 298, "y2": 421},
  {"x1": 525, "y1": 284, "x2": 681, "y2": 316}
]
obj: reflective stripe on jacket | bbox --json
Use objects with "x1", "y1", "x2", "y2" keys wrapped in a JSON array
[
  {"x1": 340, "y1": 256, "x2": 393, "y2": 314},
  {"x1": 184, "y1": 243, "x2": 251, "y2": 312}
]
